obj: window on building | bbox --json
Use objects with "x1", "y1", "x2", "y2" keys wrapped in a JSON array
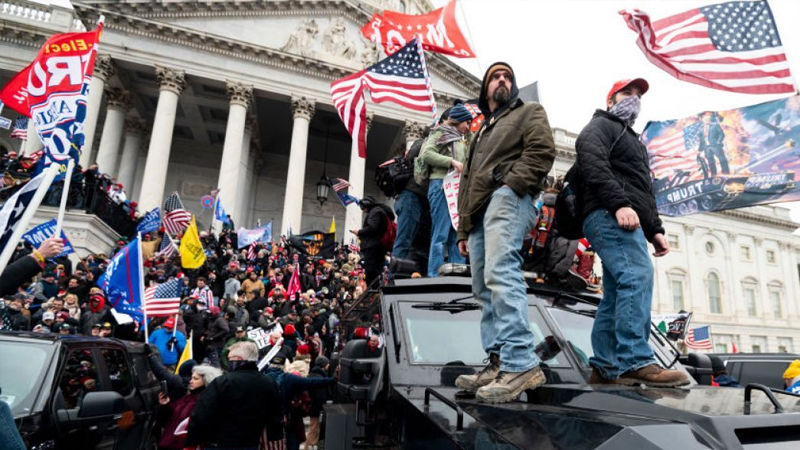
[
  {"x1": 744, "y1": 286, "x2": 757, "y2": 317},
  {"x1": 671, "y1": 279, "x2": 684, "y2": 311},
  {"x1": 740, "y1": 245, "x2": 751, "y2": 260},
  {"x1": 668, "y1": 234, "x2": 680, "y2": 250},
  {"x1": 770, "y1": 289, "x2": 783, "y2": 319},
  {"x1": 714, "y1": 334, "x2": 734, "y2": 353},
  {"x1": 707, "y1": 272, "x2": 722, "y2": 314},
  {"x1": 766, "y1": 250, "x2": 776, "y2": 264},
  {"x1": 778, "y1": 338, "x2": 793, "y2": 353},
  {"x1": 705, "y1": 241, "x2": 715, "y2": 255},
  {"x1": 751, "y1": 336, "x2": 767, "y2": 353}
]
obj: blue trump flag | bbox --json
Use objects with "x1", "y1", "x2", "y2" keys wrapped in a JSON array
[
  {"x1": 237, "y1": 221, "x2": 273, "y2": 249},
  {"x1": 97, "y1": 237, "x2": 144, "y2": 323},
  {"x1": 137, "y1": 208, "x2": 161, "y2": 234},
  {"x1": 214, "y1": 197, "x2": 230, "y2": 224},
  {"x1": 21, "y1": 219, "x2": 74, "y2": 258}
]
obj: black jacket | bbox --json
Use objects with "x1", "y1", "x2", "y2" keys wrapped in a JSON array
[
  {"x1": 187, "y1": 362, "x2": 283, "y2": 447},
  {"x1": 576, "y1": 110, "x2": 665, "y2": 241},
  {"x1": 307, "y1": 366, "x2": 330, "y2": 416},
  {"x1": 0, "y1": 255, "x2": 41, "y2": 297},
  {"x1": 358, "y1": 205, "x2": 395, "y2": 250}
]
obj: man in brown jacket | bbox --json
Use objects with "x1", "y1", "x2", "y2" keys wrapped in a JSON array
[
  {"x1": 241, "y1": 271, "x2": 265, "y2": 300},
  {"x1": 454, "y1": 62, "x2": 556, "y2": 404}
]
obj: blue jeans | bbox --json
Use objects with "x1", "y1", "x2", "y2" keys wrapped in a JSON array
[
  {"x1": 582, "y1": 209, "x2": 656, "y2": 379},
  {"x1": 392, "y1": 190, "x2": 422, "y2": 258},
  {"x1": 469, "y1": 186, "x2": 540, "y2": 372},
  {"x1": 0, "y1": 400, "x2": 25, "y2": 450},
  {"x1": 428, "y1": 179, "x2": 464, "y2": 277}
]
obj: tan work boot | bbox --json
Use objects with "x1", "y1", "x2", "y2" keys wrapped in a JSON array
[
  {"x1": 587, "y1": 367, "x2": 619, "y2": 385},
  {"x1": 618, "y1": 364, "x2": 690, "y2": 387},
  {"x1": 475, "y1": 366, "x2": 546, "y2": 404},
  {"x1": 455, "y1": 353, "x2": 500, "y2": 392}
]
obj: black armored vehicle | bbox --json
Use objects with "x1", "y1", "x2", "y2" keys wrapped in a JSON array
[
  {"x1": 0, "y1": 331, "x2": 161, "y2": 450},
  {"x1": 325, "y1": 276, "x2": 800, "y2": 450}
]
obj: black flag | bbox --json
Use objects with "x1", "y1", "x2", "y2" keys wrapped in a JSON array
[{"x1": 288, "y1": 231, "x2": 335, "y2": 259}]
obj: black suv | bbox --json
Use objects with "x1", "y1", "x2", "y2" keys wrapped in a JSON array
[
  {"x1": 0, "y1": 331, "x2": 160, "y2": 450},
  {"x1": 326, "y1": 277, "x2": 800, "y2": 450}
]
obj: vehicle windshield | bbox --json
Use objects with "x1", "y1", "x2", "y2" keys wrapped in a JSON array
[
  {"x1": 398, "y1": 301, "x2": 566, "y2": 367},
  {"x1": 0, "y1": 340, "x2": 54, "y2": 417}
]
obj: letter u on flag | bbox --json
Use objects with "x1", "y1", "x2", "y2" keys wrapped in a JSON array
[{"x1": 180, "y1": 216, "x2": 206, "y2": 269}]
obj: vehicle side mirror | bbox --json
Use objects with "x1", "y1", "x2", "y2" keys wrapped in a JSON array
[{"x1": 78, "y1": 391, "x2": 125, "y2": 418}]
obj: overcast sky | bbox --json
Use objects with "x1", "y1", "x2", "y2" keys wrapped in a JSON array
[{"x1": 434, "y1": 0, "x2": 800, "y2": 221}]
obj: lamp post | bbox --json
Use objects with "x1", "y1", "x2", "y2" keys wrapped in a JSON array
[{"x1": 316, "y1": 176, "x2": 330, "y2": 205}]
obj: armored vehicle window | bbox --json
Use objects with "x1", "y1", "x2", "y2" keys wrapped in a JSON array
[
  {"x1": 0, "y1": 341, "x2": 52, "y2": 417},
  {"x1": 548, "y1": 307, "x2": 595, "y2": 366},
  {"x1": 101, "y1": 348, "x2": 134, "y2": 397},
  {"x1": 58, "y1": 349, "x2": 99, "y2": 409},
  {"x1": 399, "y1": 301, "x2": 565, "y2": 367}
]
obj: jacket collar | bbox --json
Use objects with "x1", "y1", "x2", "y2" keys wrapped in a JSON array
[{"x1": 483, "y1": 98, "x2": 524, "y2": 131}]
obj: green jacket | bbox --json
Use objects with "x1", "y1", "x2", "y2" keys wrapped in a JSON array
[
  {"x1": 420, "y1": 126, "x2": 470, "y2": 180},
  {"x1": 456, "y1": 100, "x2": 556, "y2": 241}
]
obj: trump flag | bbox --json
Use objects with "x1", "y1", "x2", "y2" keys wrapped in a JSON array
[{"x1": 97, "y1": 237, "x2": 144, "y2": 323}]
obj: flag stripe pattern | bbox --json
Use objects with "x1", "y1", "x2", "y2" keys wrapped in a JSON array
[
  {"x1": 329, "y1": 178, "x2": 351, "y2": 192},
  {"x1": 247, "y1": 242, "x2": 257, "y2": 261},
  {"x1": 331, "y1": 38, "x2": 435, "y2": 159},
  {"x1": 647, "y1": 122, "x2": 703, "y2": 180},
  {"x1": 685, "y1": 325, "x2": 713, "y2": 350},
  {"x1": 144, "y1": 278, "x2": 181, "y2": 317},
  {"x1": 157, "y1": 235, "x2": 177, "y2": 258},
  {"x1": 620, "y1": 1, "x2": 795, "y2": 94},
  {"x1": 9, "y1": 117, "x2": 27, "y2": 140},
  {"x1": 163, "y1": 193, "x2": 191, "y2": 236}
]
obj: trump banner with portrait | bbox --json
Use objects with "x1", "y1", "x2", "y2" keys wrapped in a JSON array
[{"x1": 642, "y1": 95, "x2": 800, "y2": 216}]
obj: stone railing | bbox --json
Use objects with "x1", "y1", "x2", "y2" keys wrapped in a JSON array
[{"x1": 0, "y1": 0, "x2": 76, "y2": 32}]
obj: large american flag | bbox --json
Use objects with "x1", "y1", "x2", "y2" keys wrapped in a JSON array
[
  {"x1": 647, "y1": 121, "x2": 704, "y2": 180},
  {"x1": 9, "y1": 117, "x2": 27, "y2": 139},
  {"x1": 331, "y1": 38, "x2": 435, "y2": 158},
  {"x1": 163, "y1": 193, "x2": 191, "y2": 236},
  {"x1": 685, "y1": 325, "x2": 714, "y2": 350},
  {"x1": 156, "y1": 233, "x2": 178, "y2": 258},
  {"x1": 329, "y1": 177, "x2": 351, "y2": 192},
  {"x1": 144, "y1": 278, "x2": 182, "y2": 317},
  {"x1": 620, "y1": 1, "x2": 795, "y2": 94}
]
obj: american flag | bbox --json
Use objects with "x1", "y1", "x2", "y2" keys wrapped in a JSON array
[
  {"x1": 331, "y1": 38, "x2": 435, "y2": 158},
  {"x1": 329, "y1": 177, "x2": 351, "y2": 192},
  {"x1": 144, "y1": 278, "x2": 182, "y2": 317},
  {"x1": 647, "y1": 122, "x2": 704, "y2": 180},
  {"x1": 9, "y1": 117, "x2": 27, "y2": 139},
  {"x1": 156, "y1": 234, "x2": 178, "y2": 258},
  {"x1": 685, "y1": 325, "x2": 714, "y2": 350},
  {"x1": 247, "y1": 242, "x2": 257, "y2": 261},
  {"x1": 163, "y1": 193, "x2": 191, "y2": 236},
  {"x1": 465, "y1": 102, "x2": 484, "y2": 133},
  {"x1": 620, "y1": 1, "x2": 795, "y2": 94}
]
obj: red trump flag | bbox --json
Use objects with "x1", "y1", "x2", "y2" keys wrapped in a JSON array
[{"x1": 361, "y1": 0, "x2": 475, "y2": 58}]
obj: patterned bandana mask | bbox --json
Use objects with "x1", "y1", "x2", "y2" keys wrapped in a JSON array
[{"x1": 609, "y1": 95, "x2": 641, "y2": 127}]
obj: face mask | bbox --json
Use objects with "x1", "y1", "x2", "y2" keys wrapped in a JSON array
[
  {"x1": 227, "y1": 360, "x2": 248, "y2": 371},
  {"x1": 609, "y1": 95, "x2": 641, "y2": 127}
]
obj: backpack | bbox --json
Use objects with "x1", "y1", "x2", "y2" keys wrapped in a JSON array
[
  {"x1": 555, "y1": 127, "x2": 626, "y2": 240},
  {"x1": 531, "y1": 205, "x2": 556, "y2": 249},
  {"x1": 380, "y1": 220, "x2": 397, "y2": 253},
  {"x1": 375, "y1": 157, "x2": 412, "y2": 197},
  {"x1": 413, "y1": 153, "x2": 430, "y2": 185}
]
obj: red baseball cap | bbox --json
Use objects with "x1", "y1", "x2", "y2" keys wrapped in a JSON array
[{"x1": 606, "y1": 78, "x2": 649, "y2": 104}]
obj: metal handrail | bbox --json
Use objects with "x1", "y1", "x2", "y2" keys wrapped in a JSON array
[
  {"x1": 424, "y1": 387, "x2": 464, "y2": 431},
  {"x1": 744, "y1": 383, "x2": 785, "y2": 415}
]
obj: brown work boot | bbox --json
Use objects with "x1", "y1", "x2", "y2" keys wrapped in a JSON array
[
  {"x1": 455, "y1": 353, "x2": 500, "y2": 392},
  {"x1": 618, "y1": 364, "x2": 690, "y2": 387},
  {"x1": 588, "y1": 367, "x2": 619, "y2": 385},
  {"x1": 475, "y1": 366, "x2": 546, "y2": 404}
]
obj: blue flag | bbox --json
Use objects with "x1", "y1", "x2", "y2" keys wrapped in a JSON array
[
  {"x1": 136, "y1": 208, "x2": 161, "y2": 234},
  {"x1": 237, "y1": 222, "x2": 273, "y2": 249},
  {"x1": 97, "y1": 238, "x2": 144, "y2": 323},
  {"x1": 336, "y1": 191, "x2": 360, "y2": 207},
  {"x1": 21, "y1": 219, "x2": 74, "y2": 258},
  {"x1": 214, "y1": 197, "x2": 230, "y2": 224}
]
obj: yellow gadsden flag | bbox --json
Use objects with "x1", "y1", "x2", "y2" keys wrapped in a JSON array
[
  {"x1": 329, "y1": 216, "x2": 336, "y2": 240},
  {"x1": 175, "y1": 331, "x2": 193, "y2": 374},
  {"x1": 179, "y1": 217, "x2": 206, "y2": 269}
]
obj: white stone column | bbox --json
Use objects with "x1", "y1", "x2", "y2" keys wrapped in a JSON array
[
  {"x1": 94, "y1": 88, "x2": 131, "y2": 177},
  {"x1": 214, "y1": 81, "x2": 253, "y2": 232},
  {"x1": 116, "y1": 119, "x2": 146, "y2": 196},
  {"x1": 235, "y1": 125, "x2": 254, "y2": 228},
  {"x1": 280, "y1": 96, "x2": 315, "y2": 235},
  {"x1": 404, "y1": 119, "x2": 426, "y2": 150},
  {"x1": 138, "y1": 66, "x2": 186, "y2": 212},
  {"x1": 345, "y1": 113, "x2": 373, "y2": 234},
  {"x1": 80, "y1": 55, "x2": 114, "y2": 168}
]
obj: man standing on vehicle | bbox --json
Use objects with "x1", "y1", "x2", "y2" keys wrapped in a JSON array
[
  {"x1": 576, "y1": 79, "x2": 688, "y2": 387},
  {"x1": 454, "y1": 62, "x2": 556, "y2": 403}
]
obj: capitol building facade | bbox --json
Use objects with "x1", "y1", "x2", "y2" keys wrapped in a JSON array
[{"x1": 2, "y1": 0, "x2": 799, "y2": 354}]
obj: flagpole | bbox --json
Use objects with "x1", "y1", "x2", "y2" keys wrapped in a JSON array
[
  {"x1": 53, "y1": 159, "x2": 75, "y2": 238},
  {"x1": 169, "y1": 313, "x2": 179, "y2": 352},
  {"x1": 138, "y1": 232, "x2": 150, "y2": 342},
  {"x1": 0, "y1": 164, "x2": 60, "y2": 273}
]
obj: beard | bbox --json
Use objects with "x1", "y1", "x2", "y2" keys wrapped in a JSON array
[{"x1": 492, "y1": 85, "x2": 510, "y2": 104}]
